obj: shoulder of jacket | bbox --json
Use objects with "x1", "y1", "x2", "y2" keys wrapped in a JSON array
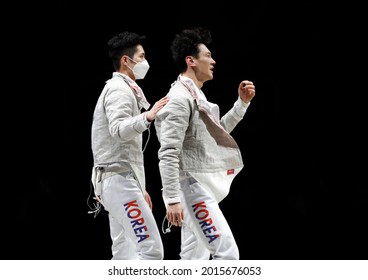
[
  {"x1": 106, "y1": 76, "x2": 130, "y2": 89},
  {"x1": 168, "y1": 82, "x2": 195, "y2": 100}
]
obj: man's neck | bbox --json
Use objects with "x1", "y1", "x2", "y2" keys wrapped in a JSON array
[{"x1": 181, "y1": 73, "x2": 203, "y2": 89}]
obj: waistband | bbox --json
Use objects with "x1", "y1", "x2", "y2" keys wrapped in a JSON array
[{"x1": 95, "y1": 166, "x2": 131, "y2": 183}]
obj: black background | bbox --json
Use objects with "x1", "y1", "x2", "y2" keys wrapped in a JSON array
[{"x1": 7, "y1": 1, "x2": 367, "y2": 260}]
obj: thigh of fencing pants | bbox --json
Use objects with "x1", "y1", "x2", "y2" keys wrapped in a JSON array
[
  {"x1": 108, "y1": 213, "x2": 137, "y2": 259},
  {"x1": 101, "y1": 172, "x2": 163, "y2": 260},
  {"x1": 180, "y1": 222, "x2": 211, "y2": 260},
  {"x1": 180, "y1": 179, "x2": 239, "y2": 260}
]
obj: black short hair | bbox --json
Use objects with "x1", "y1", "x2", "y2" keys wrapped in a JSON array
[
  {"x1": 107, "y1": 32, "x2": 146, "y2": 70},
  {"x1": 170, "y1": 27, "x2": 212, "y2": 73}
]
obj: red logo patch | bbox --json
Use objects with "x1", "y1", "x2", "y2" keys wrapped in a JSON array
[{"x1": 227, "y1": 169, "x2": 234, "y2": 175}]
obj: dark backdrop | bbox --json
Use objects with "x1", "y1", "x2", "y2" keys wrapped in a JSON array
[{"x1": 8, "y1": 1, "x2": 367, "y2": 260}]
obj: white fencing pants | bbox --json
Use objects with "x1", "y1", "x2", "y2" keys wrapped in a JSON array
[
  {"x1": 179, "y1": 177, "x2": 239, "y2": 260},
  {"x1": 100, "y1": 170, "x2": 164, "y2": 260}
]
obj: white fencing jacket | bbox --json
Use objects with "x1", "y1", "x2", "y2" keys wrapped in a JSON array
[{"x1": 155, "y1": 76, "x2": 250, "y2": 203}]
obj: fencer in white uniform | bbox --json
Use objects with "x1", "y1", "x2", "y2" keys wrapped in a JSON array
[
  {"x1": 90, "y1": 32, "x2": 167, "y2": 260},
  {"x1": 155, "y1": 27, "x2": 255, "y2": 260}
]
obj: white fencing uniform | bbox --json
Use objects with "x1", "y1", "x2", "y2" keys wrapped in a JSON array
[{"x1": 156, "y1": 76, "x2": 251, "y2": 259}]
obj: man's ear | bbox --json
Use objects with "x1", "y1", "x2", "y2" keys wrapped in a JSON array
[
  {"x1": 121, "y1": 55, "x2": 128, "y2": 66},
  {"x1": 185, "y1": 56, "x2": 195, "y2": 66}
]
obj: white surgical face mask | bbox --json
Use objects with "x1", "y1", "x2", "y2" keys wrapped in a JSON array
[{"x1": 127, "y1": 57, "x2": 150, "y2": 80}]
